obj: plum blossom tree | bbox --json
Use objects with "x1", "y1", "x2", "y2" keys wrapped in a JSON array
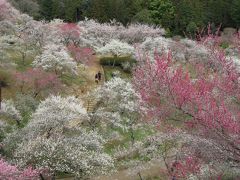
[
  {"x1": 78, "y1": 19, "x2": 121, "y2": 49},
  {"x1": 32, "y1": 43, "x2": 77, "y2": 76},
  {"x1": 24, "y1": 95, "x2": 88, "y2": 137},
  {"x1": 8, "y1": 96, "x2": 114, "y2": 178},
  {"x1": 138, "y1": 36, "x2": 210, "y2": 63},
  {"x1": 119, "y1": 23, "x2": 165, "y2": 44},
  {"x1": 0, "y1": 33, "x2": 31, "y2": 66},
  {"x1": 133, "y1": 47, "x2": 240, "y2": 169},
  {"x1": 0, "y1": 20, "x2": 15, "y2": 35},
  {"x1": 59, "y1": 23, "x2": 81, "y2": 45},
  {"x1": 14, "y1": 131, "x2": 114, "y2": 179},
  {"x1": 0, "y1": 158, "x2": 39, "y2": 180},
  {"x1": 78, "y1": 19, "x2": 165, "y2": 49},
  {"x1": 0, "y1": 100, "x2": 22, "y2": 124},
  {"x1": 138, "y1": 131, "x2": 224, "y2": 179},
  {"x1": 0, "y1": 0, "x2": 20, "y2": 21},
  {"x1": 97, "y1": 40, "x2": 135, "y2": 57},
  {"x1": 89, "y1": 78, "x2": 140, "y2": 144},
  {"x1": 17, "y1": 17, "x2": 49, "y2": 49},
  {"x1": 67, "y1": 43, "x2": 93, "y2": 66},
  {"x1": 15, "y1": 68, "x2": 61, "y2": 98}
]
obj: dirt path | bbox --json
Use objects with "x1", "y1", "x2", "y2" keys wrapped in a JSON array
[
  {"x1": 74, "y1": 55, "x2": 104, "y2": 97},
  {"x1": 57, "y1": 159, "x2": 166, "y2": 180},
  {"x1": 92, "y1": 159, "x2": 167, "y2": 180}
]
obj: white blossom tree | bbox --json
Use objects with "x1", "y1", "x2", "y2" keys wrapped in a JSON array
[
  {"x1": 88, "y1": 78, "x2": 140, "y2": 144},
  {"x1": 119, "y1": 23, "x2": 165, "y2": 44},
  {"x1": 138, "y1": 37, "x2": 210, "y2": 63},
  {"x1": 78, "y1": 19, "x2": 121, "y2": 49},
  {"x1": 24, "y1": 95, "x2": 87, "y2": 137},
  {"x1": 14, "y1": 131, "x2": 114, "y2": 179},
  {"x1": 32, "y1": 44, "x2": 77, "y2": 76},
  {"x1": 97, "y1": 40, "x2": 135, "y2": 57},
  {"x1": 0, "y1": 99, "x2": 21, "y2": 125},
  {"x1": 4, "y1": 96, "x2": 114, "y2": 178},
  {"x1": 77, "y1": 19, "x2": 165, "y2": 49}
]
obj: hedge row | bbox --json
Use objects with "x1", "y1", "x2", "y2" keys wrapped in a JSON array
[{"x1": 100, "y1": 56, "x2": 136, "y2": 67}]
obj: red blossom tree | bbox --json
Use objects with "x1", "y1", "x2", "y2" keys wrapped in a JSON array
[
  {"x1": 59, "y1": 23, "x2": 81, "y2": 45},
  {"x1": 170, "y1": 156, "x2": 201, "y2": 179},
  {"x1": 133, "y1": 37, "x2": 240, "y2": 169},
  {"x1": 67, "y1": 43, "x2": 93, "y2": 66},
  {"x1": 15, "y1": 68, "x2": 62, "y2": 98},
  {"x1": 0, "y1": 158, "x2": 39, "y2": 180}
]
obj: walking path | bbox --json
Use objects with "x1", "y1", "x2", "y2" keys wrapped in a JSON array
[
  {"x1": 62, "y1": 56, "x2": 168, "y2": 180},
  {"x1": 68, "y1": 55, "x2": 104, "y2": 127}
]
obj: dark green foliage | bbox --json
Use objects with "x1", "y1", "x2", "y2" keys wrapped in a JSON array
[
  {"x1": 0, "y1": 70, "x2": 11, "y2": 88},
  {"x1": 149, "y1": 0, "x2": 175, "y2": 27},
  {"x1": 10, "y1": 0, "x2": 240, "y2": 36},
  {"x1": 220, "y1": 42, "x2": 229, "y2": 49},
  {"x1": 231, "y1": 0, "x2": 240, "y2": 27},
  {"x1": 100, "y1": 56, "x2": 136, "y2": 68}
]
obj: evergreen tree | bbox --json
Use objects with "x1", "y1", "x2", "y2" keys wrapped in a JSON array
[
  {"x1": 231, "y1": 0, "x2": 240, "y2": 27},
  {"x1": 39, "y1": 0, "x2": 53, "y2": 20}
]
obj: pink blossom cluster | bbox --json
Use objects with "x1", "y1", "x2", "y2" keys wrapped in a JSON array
[
  {"x1": 134, "y1": 35, "x2": 240, "y2": 166},
  {"x1": 59, "y1": 23, "x2": 81, "y2": 45},
  {"x1": 67, "y1": 43, "x2": 93, "y2": 66},
  {"x1": 0, "y1": 158, "x2": 39, "y2": 180},
  {"x1": 15, "y1": 68, "x2": 61, "y2": 97}
]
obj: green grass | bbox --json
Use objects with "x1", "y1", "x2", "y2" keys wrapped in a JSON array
[
  {"x1": 103, "y1": 66, "x2": 131, "y2": 81},
  {"x1": 104, "y1": 125, "x2": 155, "y2": 155},
  {"x1": 6, "y1": 49, "x2": 36, "y2": 71},
  {"x1": 60, "y1": 74, "x2": 86, "y2": 86}
]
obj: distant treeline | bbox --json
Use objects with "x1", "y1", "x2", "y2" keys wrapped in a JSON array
[{"x1": 10, "y1": 0, "x2": 240, "y2": 36}]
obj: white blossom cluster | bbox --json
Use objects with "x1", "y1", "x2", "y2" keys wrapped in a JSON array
[
  {"x1": 138, "y1": 37, "x2": 210, "y2": 63},
  {"x1": 78, "y1": 19, "x2": 165, "y2": 49},
  {"x1": 6, "y1": 96, "x2": 114, "y2": 178},
  {"x1": 119, "y1": 23, "x2": 165, "y2": 44},
  {"x1": 0, "y1": 100, "x2": 22, "y2": 122},
  {"x1": 90, "y1": 78, "x2": 140, "y2": 130},
  {"x1": 97, "y1": 40, "x2": 135, "y2": 57},
  {"x1": 32, "y1": 43, "x2": 77, "y2": 75},
  {"x1": 14, "y1": 134, "x2": 114, "y2": 178},
  {"x1": 78, "y1": 19, "x2": 120, "y2": 49},
  {"x1": 25, "y1": 95, "x2": 87, "y2": 137},
  {"x1": 96, "y1": 77, "x2": 139, "y2": 113}
]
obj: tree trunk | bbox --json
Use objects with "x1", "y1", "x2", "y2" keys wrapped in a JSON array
[
  {"x1": 21, "y1": 52, "x2": 26, "y2": 66},
  {"x1": 0, "y1": 87, "x2": 2, "y2": 110},
  {"x1": 76, "y1": 7, "x2": 81, "y2": 21},
  {"x1": 138, "y1": 172, "x2": 143, "y2": 180},
  {"x1": 130, "y1": 127, "x2": 135, "y2": 145},
  {"x1": 39, "y1": 173, "x2": 45, "y2": 180},
  {"x1": 113, "y1": 55, "x2": 117, "y2": 67}
]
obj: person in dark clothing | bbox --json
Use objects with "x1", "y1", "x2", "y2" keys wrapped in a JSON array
[
  {"x1": 95, "y1": 74, "x2": 99, "y2": 84},
  {"x1": 97, "y1": 71, "x2": 102, "y2": 81}
]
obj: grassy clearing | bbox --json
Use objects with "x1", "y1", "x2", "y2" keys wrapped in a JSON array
[{"x1": 103, "y1": 66, "x2": 131, "y2": 81}]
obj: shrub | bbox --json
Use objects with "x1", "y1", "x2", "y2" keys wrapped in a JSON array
[
  {"x1": 220, "y1": 42, "x2": 229, "y2": 49},
  {"x1": 100, "y1": 56, "x2": 136, "y2": 71}
]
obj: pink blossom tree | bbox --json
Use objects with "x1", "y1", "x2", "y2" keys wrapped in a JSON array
[
  {"x1": 67, "y1": 43, "x2": 93, "y2": 66},
  {"x1": 133, "y1": 43, "x2": 240, "y2": 169},
  {"x1": 15, "y1": 68, "x2": 62, "y2": 98},
  {"x1": 0, "y1": 0, "x2": 22, "y2": 23},
  {"x1": 59, "y1": 23, "x2": 81, "y2": 45},
  {"x1": 0, "y1": 0, "x2": 17, "y2": 21},
  {"x1": 0, "y1": 158, "x2": 39, "y2": 180}
]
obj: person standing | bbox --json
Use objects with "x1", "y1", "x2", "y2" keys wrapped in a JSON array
[
  {"x1": 95, "y1": 74, "x2": 99, "y2": 84},
  {"x1": 97, "y1": 71, "x2": 102, "y2": 81}
]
